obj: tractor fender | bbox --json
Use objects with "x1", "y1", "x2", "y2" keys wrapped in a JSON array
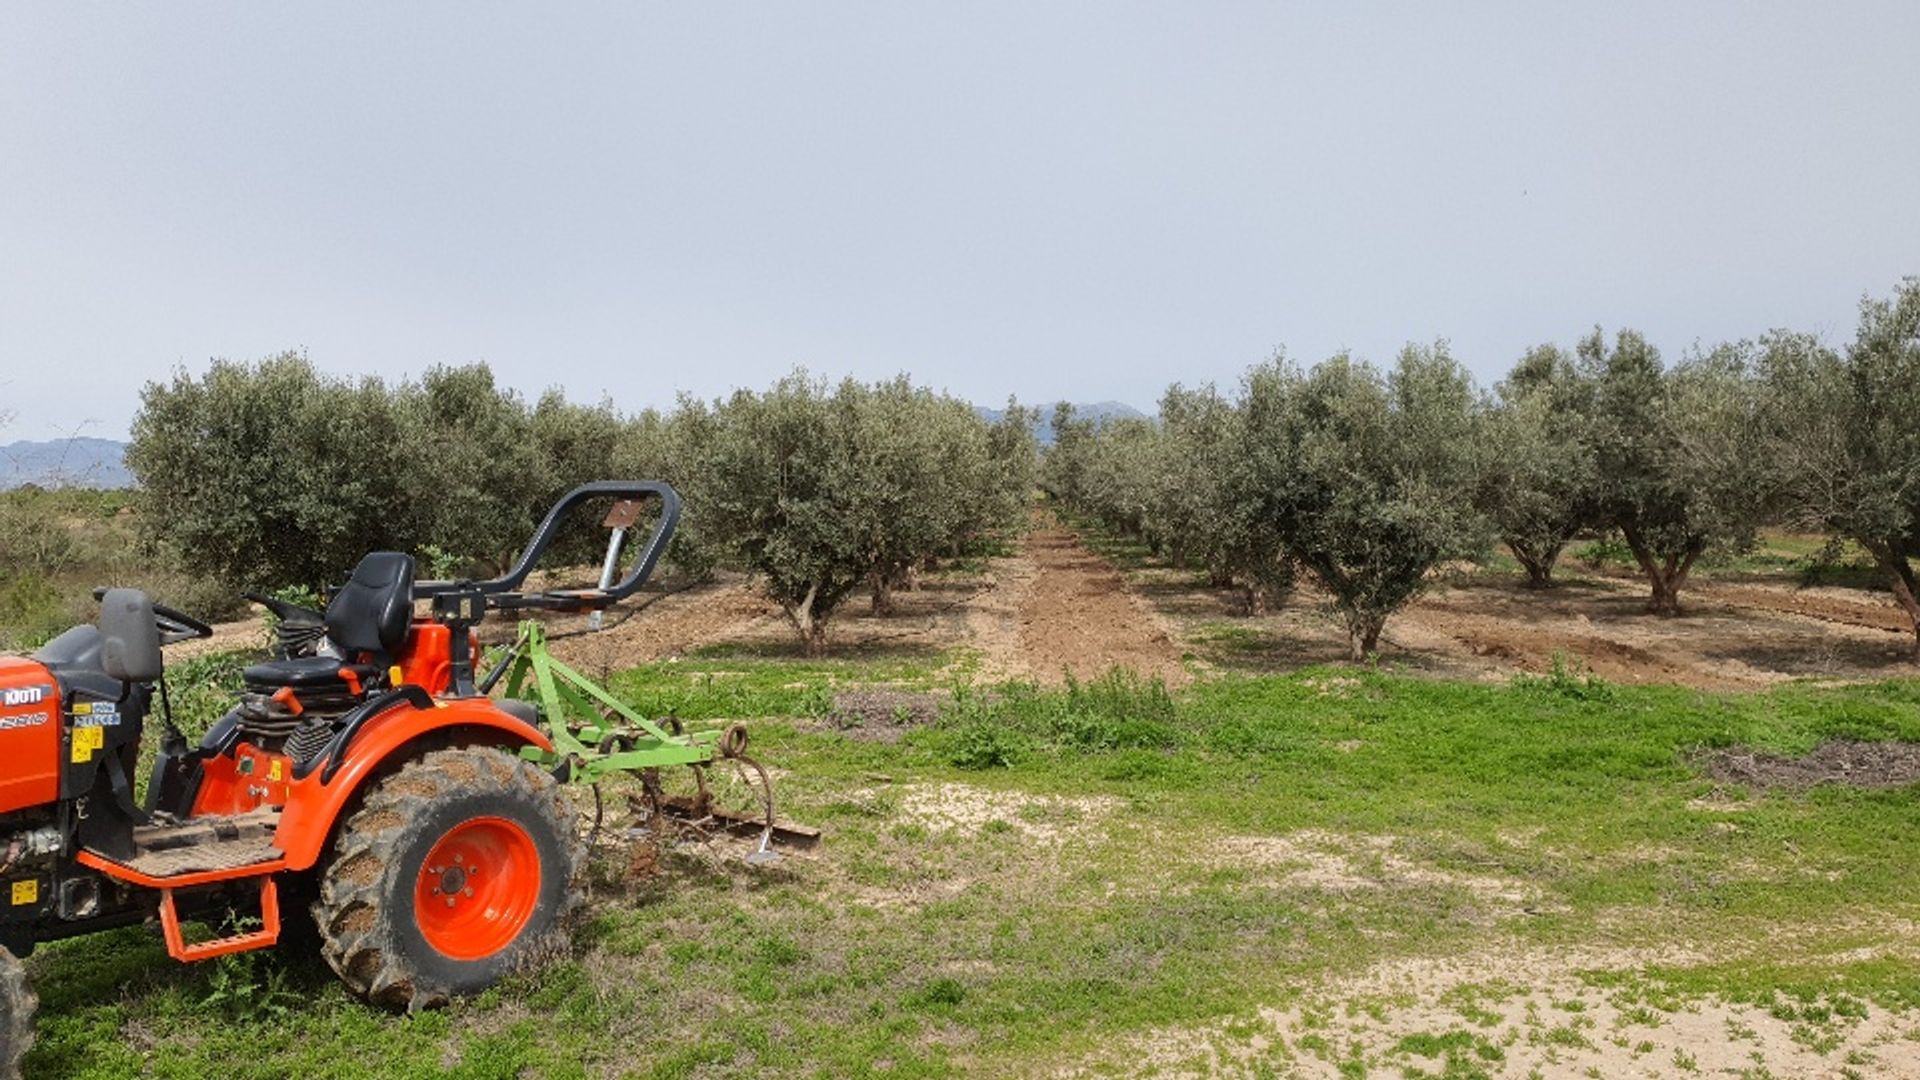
[{"x1": 274, "y1": 697, "x2": 553, "y2": 872}]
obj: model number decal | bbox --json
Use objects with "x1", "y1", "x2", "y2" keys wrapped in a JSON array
[{"x1": 72, "y1": 700, "x2": 119, "y2": 726}]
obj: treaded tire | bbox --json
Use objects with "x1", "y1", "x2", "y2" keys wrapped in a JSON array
[
  {"x1": 313, "y1": 746, "x2": 581, "y2": 1010},
  {"x1": 0, "y1": 946, "x2": 33, "y2": 1080}
]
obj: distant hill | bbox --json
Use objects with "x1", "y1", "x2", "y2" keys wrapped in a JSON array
[
  {"x1": 975, "y1": 401, "x2": 1147, "y2": 446},
  {"x1": 0, "y1": 437, "x2": 132, "y2": 489}
]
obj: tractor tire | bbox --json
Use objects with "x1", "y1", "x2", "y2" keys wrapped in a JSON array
[
  {"x1": 312, "y1": 746, "x2": 581, "y2": 1010},
  {"x1": 0, "y1": 946, "x2": 33, "y2": 1080}
]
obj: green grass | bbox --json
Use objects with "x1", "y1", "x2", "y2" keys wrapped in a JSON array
[
  {"x1": 601, "y1": 648, "x2": 964, "y2": 722},
  {"x1": 20, "y1": 665, "x2": 1920, "y2": 1077},
  {"x1": 1695, "y1": 533, "x2": 1884, "y2": 588}
]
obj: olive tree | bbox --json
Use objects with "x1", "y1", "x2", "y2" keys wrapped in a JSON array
[
  {"x1": 687, "y1": 372, "x2": 1014, "y2": 649},
  {"x1": 1477, "y1": 345, "x2": 1599, "y2": 588},
  {"x1": 126, "y1": 353, "x2": 411, "y2": 589},
  {"x1": 679, "y1": 375, "x2": 853, "y2": 647},
  {"x1": 1041, "y1": 403, "x2": 1097, "y2": 508},
  {"x1": 1158, "y1": 384, "x2": 1294, "y2": 610},
  {"x1": 846, "y1": 378, "x2": 992, "y2": 614},
  {"x1": 1579, "y1": 329, "x2": 1767, "y2": 614},
  {"x1": 398, "y1": 364, "x2": 546, "y2": 574},
  {"x1": 978, "y1": 398, "x2": 1041, "y2": 543},
  {"x1": 1238, "y1": 344, "x2": 1486, "y2": 659},
  {"x1": 1759, "y1": 279, "x2": 1920, "y2": 656},
  {"x1": 1145, "y1": 385, "x2": 1221, "y2": 570},
  {"x1": 1078, "y1": 416, "x2": 1162, "y2": 543},
  {"x1": 615, "y1": 405, "x2": 724, "y2": 578}
]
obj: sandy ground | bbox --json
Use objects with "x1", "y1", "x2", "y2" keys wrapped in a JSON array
[{"x1": 1059, "y1": 942, "x2": 1920, "y2": 1078}]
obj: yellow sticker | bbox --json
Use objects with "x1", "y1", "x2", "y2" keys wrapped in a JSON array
[
  {"x1": 72, "y1": 702, "x2": 92, "y2": 715},
  {"x1": 11, "y1": 879, "x2": 37, "y2": 906},
  {"x1": 268, "y1": 760, "x2": 283, "y2": 782},
  {"x1": 71, "y1": 725, "x2": 104, "y2": 762}
]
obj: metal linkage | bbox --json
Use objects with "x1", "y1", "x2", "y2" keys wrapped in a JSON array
[{"x1": 492, "y1": 621, "x2": 819, "y2": 859}]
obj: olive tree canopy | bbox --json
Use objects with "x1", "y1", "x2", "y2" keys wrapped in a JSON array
[
  {"x1": 1579, "y1": 329, "x2": 1767, "y2": 615},
  {"x1": 1238, "y1": 343, "x2": 1487, "y2": 659},
  {"x1": 1760, "y1": 279, "x2": 1920, "y2": 655},
  {"x1": 1477, "y1": 344, "x2": 1599, "y2": 588}
]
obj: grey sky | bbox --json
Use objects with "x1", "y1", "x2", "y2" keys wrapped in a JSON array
[{"x1": 2, "y1": 2, "x2": 1916, "y2": 442}]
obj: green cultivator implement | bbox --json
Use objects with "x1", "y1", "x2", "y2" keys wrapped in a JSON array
[{"x1": 491, "y1": 621, "x2": 818, "y2": 864}]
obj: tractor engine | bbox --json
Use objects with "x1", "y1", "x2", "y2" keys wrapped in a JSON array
[
  {"x1": 226, "y1": 607, "x2": 346, "y2": 758},
  {"x1": 232, "y1": 667, "x2": 359, "y2": 759}
]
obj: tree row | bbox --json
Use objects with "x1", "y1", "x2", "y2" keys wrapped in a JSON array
[
  {"x1": 127, "y1": 362, "x2": 1037, "y2": 649},
  {"x1": 1044, "y1": 279, "x2": 1920, "y2": 660}
]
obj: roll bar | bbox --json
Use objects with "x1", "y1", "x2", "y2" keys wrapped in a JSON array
[{"x1": 414, "y1": 481, "x2": 681, "y2": 613}]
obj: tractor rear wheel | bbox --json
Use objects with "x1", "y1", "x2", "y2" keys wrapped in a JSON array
[
  {"x1": 313, "y1": 746, "x2": 581, "y2": 1010},
  {"x1": 0, "y1": 946, "x2": 33, "y2": 1080}
]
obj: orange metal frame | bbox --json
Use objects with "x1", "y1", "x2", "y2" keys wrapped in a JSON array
[
  {"x1": 157, "y1": 878, "x2": 281, "y2": 961},
  {"x1": 75, "y1": 850, "x2": 286, "y2": 961},
  {"x1": 272, "y1": 696, "x2": 551, "y2": 871}
]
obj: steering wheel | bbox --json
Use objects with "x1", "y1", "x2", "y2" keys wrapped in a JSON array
[
  {"x1": 242, "y1": 590, "x2": 325, "y2": 625},
  {"x1": 91, "y1": 587, "x2": 215, "y2": 644},
  {"x1": 152, "y1": 601, "x2": 214, "y2": 644}
]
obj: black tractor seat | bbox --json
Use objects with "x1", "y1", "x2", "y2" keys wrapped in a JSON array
[
  {"x1": 243, "y1": 655, "x2": 385, "y2": 694},
  {"x1": 243, "y1": 552, "x2": 415, "y2": 711}
]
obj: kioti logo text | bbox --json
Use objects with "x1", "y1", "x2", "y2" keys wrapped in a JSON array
[{"x1": 2, "y1": 684, "x2": 51, "y2": 709}]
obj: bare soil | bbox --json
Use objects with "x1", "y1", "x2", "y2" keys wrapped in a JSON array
[
  {"x1": 968, "y1": 508, "x2": 1192, "y2": 686},
  {"x1": 1698, "y1": 740, "x2": 1920, "y2": 791},
  {"x1": 1154, "y1": 567, "x2": 1918, "y2": 690},
  {"x1": 171, "y1": 521, "x2": 1917, "y2": 692},
  {"x1": 825, "y1": 688, "x2": 948, "y2": 741}
]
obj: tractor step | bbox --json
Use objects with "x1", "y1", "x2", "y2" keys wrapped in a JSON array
[
  {"x1": 121, "y1": 834, "x2": 281, "y2": 879},
  {"x1": 71, "y1": 812, "x2": 287, "y2": 962},
  {"x1": 158, "y1": 876, "x2": 280, "y2": 962}
]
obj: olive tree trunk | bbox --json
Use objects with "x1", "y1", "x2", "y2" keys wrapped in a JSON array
[
  {"x1": 1505, "y1": 537, "x2": 1565, "y2": 589},
  {"x1": 1346, "y1": 610, "x2": 1386, "y2": 661},
  {"x1": 785, "y1": 584, "x2": 831, "y2": 654},
  {"x1": 1863, "y1": 539, "x2": 1920, "y2": 661},
  {"x1": 1620, "y1": 525, "x2": 1701, "y2": 616}
]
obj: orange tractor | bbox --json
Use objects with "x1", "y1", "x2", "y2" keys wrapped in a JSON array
[{"x1": 0, "y1": 482, "x2": 811, "y2": 1075}]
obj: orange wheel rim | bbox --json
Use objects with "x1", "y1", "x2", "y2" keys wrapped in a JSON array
[{"x1": 414, "y1": 816, "x2": 542, "y2": 961}]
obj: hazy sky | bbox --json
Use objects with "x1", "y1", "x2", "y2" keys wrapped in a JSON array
[{"x1": 3, "y1": 3, "x2": 1916, "y2": 442}]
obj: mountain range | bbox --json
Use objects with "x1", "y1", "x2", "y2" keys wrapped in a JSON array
[
  {"x1": 0, "y1": 437, "x2": 133, "y2": 490},
  {"x1": 975, "y1": 401, "x2": 1147, "y2": 446}
]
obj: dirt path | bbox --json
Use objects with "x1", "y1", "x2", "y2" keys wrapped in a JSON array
[
  {"x1": 159, "y1": 532, "x2": 1917, "y2": 693},
  {"x1": 532, "y1": 579, "x2": 782, "y2": 676},
  {"x1": 1693, "y1": 579, "x2": 1916, "y2": 635},
  {"x1": 970, "y1": 510, "x2": 1191, "y2": 686}
]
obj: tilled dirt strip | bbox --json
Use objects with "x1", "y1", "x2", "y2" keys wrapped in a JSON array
[
  {"x1": 1021, "y1": 525, "x2": 1191, "y2": 686},
  {"x1": 971, "y1": 510, "x2": 1191, "y2": 686},
  {"x1": 1693, "y1": 579, "x2": 1916, "y2": 635}
]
